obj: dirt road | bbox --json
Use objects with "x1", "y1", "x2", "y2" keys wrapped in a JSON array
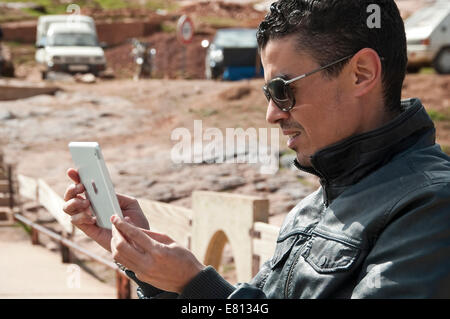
[{"x1": 0, "y1": 226, "x2": 116, "y2": 299}]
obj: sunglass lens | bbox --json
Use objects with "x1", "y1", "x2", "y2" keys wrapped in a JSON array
[{"x1": 268, "y1": 79, "x2": 293, "y2": 110}]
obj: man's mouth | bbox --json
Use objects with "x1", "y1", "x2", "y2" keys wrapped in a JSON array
[{"x1": 283, "y1": 131, "x2": 301, "y2": 148}]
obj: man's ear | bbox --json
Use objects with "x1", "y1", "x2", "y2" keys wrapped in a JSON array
[{"x1": 350, "y1": 48, "x2": 382, "y2": 97}]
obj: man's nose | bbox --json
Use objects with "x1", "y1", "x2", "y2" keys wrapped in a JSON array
[{"x1": 266, "y1": 101, "x2": 290, "y2": 124}]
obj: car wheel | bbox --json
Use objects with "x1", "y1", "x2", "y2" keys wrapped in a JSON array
[
  {"x1": 433, "y1": 47, "x2": 450, "y2": 74},
  {"x1": 211, "y1": 68, "x2": 222, "y2": 80},
  {"x1": 1, "y1": 61, "x2": 15, "y2": 77}
]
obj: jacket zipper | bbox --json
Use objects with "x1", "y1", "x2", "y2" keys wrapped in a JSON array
[{"x1": 310, "y1": 158, "x2": 330, "y2": 207}]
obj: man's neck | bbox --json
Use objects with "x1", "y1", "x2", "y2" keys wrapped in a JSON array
[{"x1": 358, "y1": 101, "x2": 399, "y2": 136}]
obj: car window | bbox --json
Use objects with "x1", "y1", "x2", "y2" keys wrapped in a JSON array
[
  {"x1": 213, "y1": 29, "x2": 258, "y2": 48},
  {"x1": 405, "y1": 6, "x2": 449, "y2": 29},
  {"x1": 47, "y1": 33, "x2": 98, "y2": 47}
]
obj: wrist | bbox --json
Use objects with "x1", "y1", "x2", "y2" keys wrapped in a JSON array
[
  {"x1": 178, "y1": 261, "x2": 206, "y2": 294},
  {"x1": 179, "y1": 265, "x2": 236, "y2": 299}
]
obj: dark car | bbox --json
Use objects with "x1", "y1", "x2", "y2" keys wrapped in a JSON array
[{"x1": 205, "y1": 28, "x2": 264, "y2": 81}]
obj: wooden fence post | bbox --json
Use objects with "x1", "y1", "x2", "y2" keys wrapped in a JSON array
[
  {"x1": 31, "y1": 226, "x2": 39, "y2": 245},
  {"x1": 116, "y1": 271, "x2": 131, "y2": 299},
  {"x1": 60, "y1": 244, "x2": 72, "y2": 263}
]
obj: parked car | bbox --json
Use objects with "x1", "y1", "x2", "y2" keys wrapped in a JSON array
[
  {"x1": 35, "y1": 14, "x2": 97, "y2": 48},
  {"x1": 204, "y1": 28, "x2": 264, "y2": 81},
  {"x1": 405, "y1": 0, "x2": 450, "y2": 74},
  {"x1": 35, "y1": 15, "x2": 106, "y2": 79}
]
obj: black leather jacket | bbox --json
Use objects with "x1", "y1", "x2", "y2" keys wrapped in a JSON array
[{"x1": 132, "y1": 98, "x2": 450, "y2": 298}]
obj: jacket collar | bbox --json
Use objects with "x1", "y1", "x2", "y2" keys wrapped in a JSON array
[{"x1": 293, "y1": 98, "x2": 436, "y2": 206}]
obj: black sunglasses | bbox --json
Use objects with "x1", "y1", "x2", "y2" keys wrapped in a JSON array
[{"x1": 263, "y1": 54, "x2": 355, "y2": 112}]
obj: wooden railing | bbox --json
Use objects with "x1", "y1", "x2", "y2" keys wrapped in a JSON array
[{"x1": 11, "y1": 170, "x2": 281, "y2": 297}]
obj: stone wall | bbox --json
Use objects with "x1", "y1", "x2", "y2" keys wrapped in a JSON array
[{"x1": 0, "y1": 18, "x2": 163, "y2": 46}]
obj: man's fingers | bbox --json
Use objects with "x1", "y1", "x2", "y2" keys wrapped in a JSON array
[
  {"x1": 112, "y1": 215, "x2": 155, "y2": 251},
  {"x1": 63, "y1": 197, "x2": 91, "y2": 216},
  {"x1": 112, "y1": 218, "x2": 146, "y2": 254},
  {"x1": 67, "y1": 168, "x2": 80, "y2": 184},
  {"x1": 63, "y1": 183, "x2": 85, "y2": 201},
  {"x1": 116, "y1": 221, "x2": 172, "y2": 245},
  {"x1": 111, "y1": 223, "x2": 145, "y2": 260},
  {"x1": 70, "y1": 211, "x2": 96, "y2": 225},
  {"x1": 111, "y1": 220, "x2": 130, "y2": 246},
  {"x1": 116, "y1": 193, "x2": 137, "y2": 207},
  {"x1": 142, "y1": 229, "x2": 175, "y2": 245}
]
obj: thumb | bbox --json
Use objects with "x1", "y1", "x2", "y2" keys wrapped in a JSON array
[
  {"x1": 124, "y1": 216, "x2": 135, "y2": 226},
  {"x1": 112, "y1": 215, "x2": 156, "y2": 252},
  {"x1": 111, "y1": 215, "x2": 145, "y2": 254},
  {"x1": 141, "y1": 229, "x2": 175, "y2": 245}
]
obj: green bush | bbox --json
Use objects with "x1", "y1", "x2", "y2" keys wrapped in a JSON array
[{"x1": 427, "y1": 109, "x2": 450, "y2": 122}]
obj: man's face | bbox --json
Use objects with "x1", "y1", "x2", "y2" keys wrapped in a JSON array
[{"x1": 261, "y1": 36, "x2": 363, "y2": 167}]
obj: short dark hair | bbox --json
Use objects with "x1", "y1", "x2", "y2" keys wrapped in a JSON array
[{"x1": 257, "y1": 0, "x2": 407, "y2": 114}]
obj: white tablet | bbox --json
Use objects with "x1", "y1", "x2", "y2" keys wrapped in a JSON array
[{"x1": 68, "y1": 142, "x2": 123, "y2": 229}]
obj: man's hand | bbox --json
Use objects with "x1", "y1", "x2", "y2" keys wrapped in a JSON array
[
  {"x1": 110, "y1": 215, "x2": 205, "y2": 294},
  {"x1": 62, "y1": 168, "x2": 150, "y2": 252}
]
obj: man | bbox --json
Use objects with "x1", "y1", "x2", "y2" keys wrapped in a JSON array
[{"x1": 63, "y1": 0, "x2": 450, "y2": 298}]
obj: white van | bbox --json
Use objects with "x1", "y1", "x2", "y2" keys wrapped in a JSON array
[
  {"x1": 35, "y1": 15, "x2": 106, "y2": 79},
  {"x1": 35, "y1": 14, "x2": 97, "y2": 48},
  {"x1": 405, "y1": 0, "x2": 450, "y2": 74}
]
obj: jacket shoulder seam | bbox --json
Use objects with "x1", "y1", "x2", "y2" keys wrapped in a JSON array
[{"x1": 380, "y1": 180, "x2": 450, "y2": 233}]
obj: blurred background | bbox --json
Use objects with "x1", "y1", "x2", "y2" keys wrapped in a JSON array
[{"x1": 0, "y1": 0, "x2": 449, "y2": 299}]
